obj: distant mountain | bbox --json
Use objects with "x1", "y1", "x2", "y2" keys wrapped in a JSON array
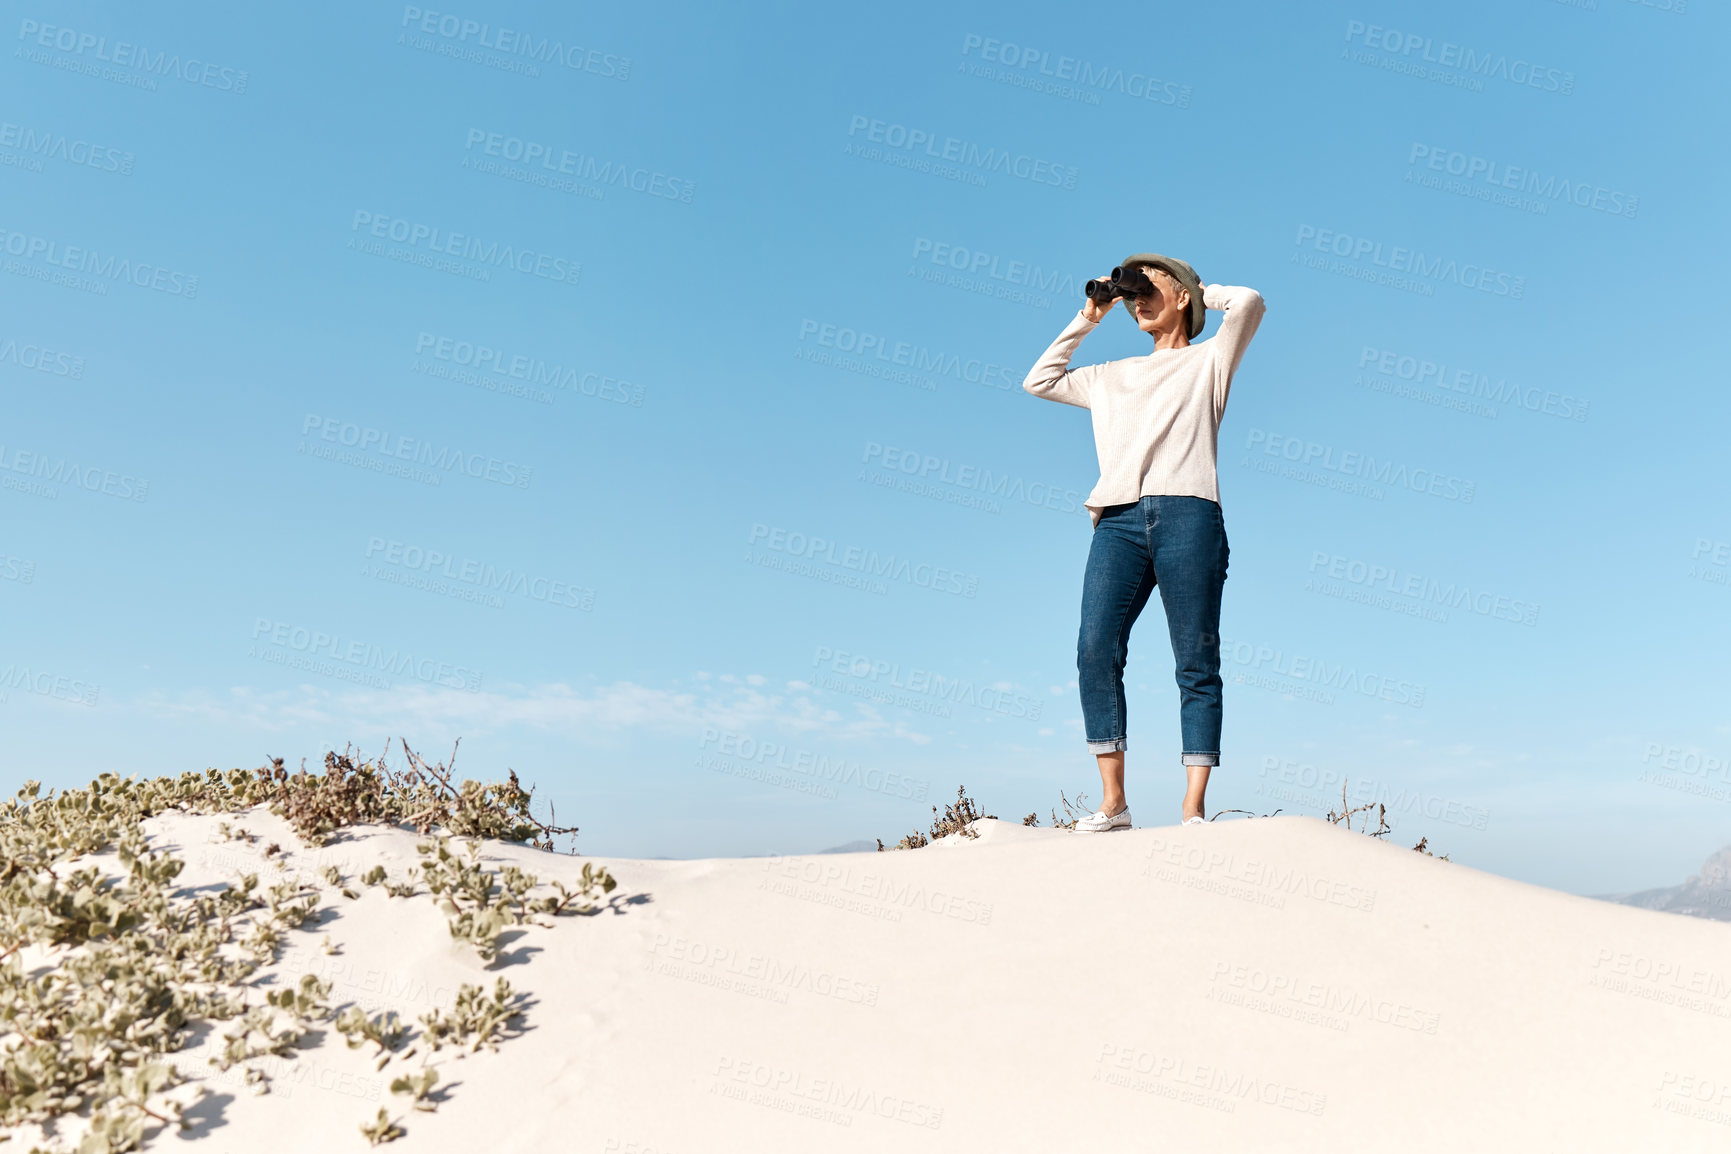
[
  {"x1": 818, "y1": 838, "x2": 880, "y2": 854},
  {"x1": 1596, "y1": 844, "x2": 1731, "y2": 923}
]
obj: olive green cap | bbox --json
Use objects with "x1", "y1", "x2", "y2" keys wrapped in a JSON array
[{"x1": 1120, "y1": 252, "x2": 1205, "y2": 339}]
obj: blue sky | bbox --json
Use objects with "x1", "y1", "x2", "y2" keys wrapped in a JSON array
[{"x1": 2, "y1": 0, "x2": 1726, "y2": 894}]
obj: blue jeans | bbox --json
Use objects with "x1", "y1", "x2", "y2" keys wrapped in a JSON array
[{"x1": 1078, "y1": 496, "x2": 1228, "y2": 765}]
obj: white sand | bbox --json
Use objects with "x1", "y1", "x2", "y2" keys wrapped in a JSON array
[{"x1": 102, "y1": 808, "x2": 1731, "y2": 1151}]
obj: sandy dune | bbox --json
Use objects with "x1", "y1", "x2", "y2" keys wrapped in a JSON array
[{"x1": 128, "y1": 808, "x2": 1731, "y2": 1153}]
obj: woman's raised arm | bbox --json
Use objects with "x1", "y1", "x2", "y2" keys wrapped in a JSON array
[
  {"x1": 1023, "y1": 308, "x2": 1105, "y2": 410},
  {"x1": 1204, "y1": 284, "x2": 1265, "y2": 377},
  {"x1": 1204, "y1": 284, "x2": 1265, "y2": 408}
]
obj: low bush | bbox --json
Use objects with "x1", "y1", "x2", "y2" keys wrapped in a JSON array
[{"x1": 0, "y1": 741, "x2": 620, "y2": 1152}]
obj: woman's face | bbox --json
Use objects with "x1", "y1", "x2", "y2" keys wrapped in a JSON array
[{"x1": 1126, "y1": 268, "x2": 1189, "y2": 336}]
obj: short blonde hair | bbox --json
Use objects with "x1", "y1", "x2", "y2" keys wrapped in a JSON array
[{"x1": 1129, "y1": 263, "x2": 1187, "y2": 304}]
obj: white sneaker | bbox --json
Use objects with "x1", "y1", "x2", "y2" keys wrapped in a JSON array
[
  {"x1": 1075, "y1": 807, "x2": 1131, "y2": 833},
  {"x1": 1182, "y1": 816, "x2": 1204, "y2": 826}
]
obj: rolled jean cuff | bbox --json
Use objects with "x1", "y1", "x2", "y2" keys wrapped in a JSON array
[
  {"x1": 1181, "y1": 751, "x2": 1219, "y2": 766},
  {"x1": 1087, "y1": 738, "x2": 1128, "y2": 754}
]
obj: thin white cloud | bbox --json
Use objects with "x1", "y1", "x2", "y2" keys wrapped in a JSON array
[{"x1": 137, "y1": 676, "x2": 933, "y2": 746}]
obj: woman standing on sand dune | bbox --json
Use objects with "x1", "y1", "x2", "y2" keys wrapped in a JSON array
[{"x1": 1022, "y1": 253, "x2": 1264, "y2": 833}]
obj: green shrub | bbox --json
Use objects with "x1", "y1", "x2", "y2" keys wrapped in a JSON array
[{"x1": 0, "y1": 743, "x2": 622, "y2": 1152}]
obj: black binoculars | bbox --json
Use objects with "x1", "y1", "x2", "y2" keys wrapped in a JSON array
[{"x1": 1082, "y1": 265, "x2": 1153, "y2": 303}]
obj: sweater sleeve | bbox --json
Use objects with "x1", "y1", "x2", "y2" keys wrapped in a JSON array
[
  {"x1": 1022, "y1": 309, "x2": 1102, "y2": 410},
  {"x1": 1204, "y1": 284, "x2": 1265, "y2": 410}
]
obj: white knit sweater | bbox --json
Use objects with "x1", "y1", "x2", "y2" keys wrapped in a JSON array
[{"x1": 1022, "y1": 284, "x2": 1265, "y2": 527}]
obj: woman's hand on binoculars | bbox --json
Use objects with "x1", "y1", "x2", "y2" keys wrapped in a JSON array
[{"x1": 1082, "y1": 279, "x2": 1116, "y2": 323}]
